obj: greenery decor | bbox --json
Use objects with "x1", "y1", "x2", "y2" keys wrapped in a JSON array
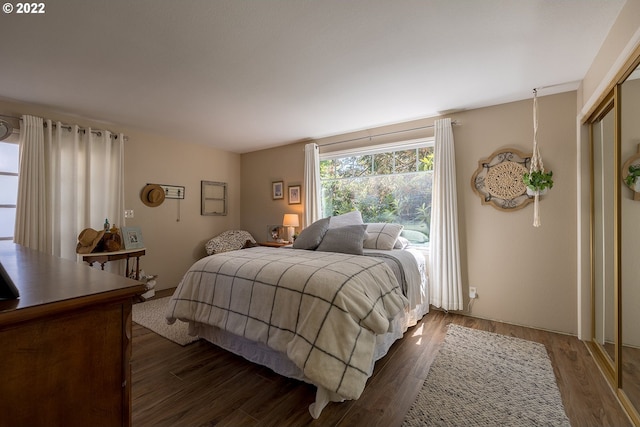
[
  {"x1": 624, "y1": 164, "x2": 640, "y2": 188},
  {"x1": 523, "y1": 170, "x2": 554, "y2": 192},
  {"x1": 319, "y1": 146, "x2": 433, "y2": 244}
]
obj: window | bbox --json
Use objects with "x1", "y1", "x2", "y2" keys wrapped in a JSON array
[
  {"x1": 0, "y1": 136, "x2": 19, "y2": 240},
  {"x1": 320, "y1": 138, "x2": 434, "y2": 246}
]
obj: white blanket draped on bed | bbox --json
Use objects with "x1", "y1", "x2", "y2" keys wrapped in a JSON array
[{"x1": 166, "y1": 246, "x2": 408, "y2": 401}]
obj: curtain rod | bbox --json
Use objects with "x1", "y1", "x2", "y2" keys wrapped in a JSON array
[
  {"x1": 0, "y1": 114, "x2": 128, "y2": 141},
  {"x1": 0, "y1": 114, "x2": 20, "y2": 120},
  {"x1": 318, "y1": 120, "x2": 459, "y2": 148},
  {"x1": 43, "y1": 121, "x2": 127, "y2": 141},
  {"x1": 533, "y1": 80, "x2": 581, "y2": 92}
]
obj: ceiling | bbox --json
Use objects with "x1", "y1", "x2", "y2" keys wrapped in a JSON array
[{"x1": 0, "y1": 0, "x2": 625, "y2": 153}]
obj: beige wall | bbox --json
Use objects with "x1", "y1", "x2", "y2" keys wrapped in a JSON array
[
  {"x1": 124, "y1": 131, "x2": 241, "y2": 289},
  {"x1": 241, "y1": 91, "x2": 578, "y2": 334},
  {"x1": 456, "y1": 92, "x2": 577, "y2": 334},
  {"x1": 241, "y1": 142, "x2": 306, "y2": 242},
  {"x1": 580, "y1": 0, "x2": 640, "y2": 117},
  {"x1": 0, "y1": 97, "x2": 241, "y2": 291}
]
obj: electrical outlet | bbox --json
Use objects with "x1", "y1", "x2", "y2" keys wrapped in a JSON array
[
  {"x1": 124, "y1": 209, "x2": 134, "y2": 219},
  {"x1": 469, "y1": 287, "x2": 477, "y2": 299}
]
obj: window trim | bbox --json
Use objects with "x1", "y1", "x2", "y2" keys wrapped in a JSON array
[
  {"x1": 318, "y1": 137, "x2": 434, "y2": 246},
  {"x1": 319, "y1": 137, "x2": 434, "y2": 160}
]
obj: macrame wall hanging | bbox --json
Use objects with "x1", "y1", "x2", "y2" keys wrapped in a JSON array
[
  {"x1": 471, "y1": 89, "x2": 554, "y2": 218},
  {"x1": 524, "y1": 89, "x2": 553, "y2": 227}
]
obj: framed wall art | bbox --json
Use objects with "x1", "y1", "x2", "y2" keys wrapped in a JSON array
[
  {"x1": 272, "y1": 181, "x2": 284, "y2": 200},
  {"x1": 201, "y1": 180, "x2": 227, "y2": 216},
  {"x1": 288, "y1": 185, "x2": 301, "y2": 204}
]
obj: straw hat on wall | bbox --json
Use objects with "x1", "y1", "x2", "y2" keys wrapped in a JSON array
[{"x1": 141, "y1": 184, "x2": 165, "y2": 207}]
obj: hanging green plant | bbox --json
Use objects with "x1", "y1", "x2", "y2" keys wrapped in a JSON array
[
  {"x1": 624, "y1": 164, "x2": 640, "y2": 188},
  {"x1": 523, "y1": 170, "x2": 554, "y2": 192}
]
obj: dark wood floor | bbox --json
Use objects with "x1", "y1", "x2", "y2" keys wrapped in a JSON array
[{"x1": 131, "y1": 307, "x2": 632, "y2": 427}]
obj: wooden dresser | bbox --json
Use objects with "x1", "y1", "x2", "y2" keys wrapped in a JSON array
[{"x1": 0, "y1": 242, "x2": 146, "y2": 427}]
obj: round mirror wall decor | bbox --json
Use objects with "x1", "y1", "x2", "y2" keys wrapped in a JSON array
[
  {"x1": 0, "y1": 119, "x2": 13, "y2": 140},
  {"x1": 622, "y1": 144, "x2": 640, "y2": 200},
  {"x1": 471, "y1": 148, "x2": 533, "y2": 211}
]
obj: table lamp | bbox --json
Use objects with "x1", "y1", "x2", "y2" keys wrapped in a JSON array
[{"x1": 282, "y1": 213, "x2": 299, "y2": 243}]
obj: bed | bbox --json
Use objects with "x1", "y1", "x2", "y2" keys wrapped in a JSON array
[{"x1": 166, "y1": 218, "x2": 429, "y2": 418}]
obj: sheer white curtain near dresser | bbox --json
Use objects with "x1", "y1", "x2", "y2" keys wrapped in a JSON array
[
  {"x1": 15, "y1": 114, "x2": 125, "y2": 263},
  {"x1": 430, "y1": 118, "x2": 463, "y2": 310},
  {"x1": 303, "y1": 142, "x2": 322, "y2": 227}
]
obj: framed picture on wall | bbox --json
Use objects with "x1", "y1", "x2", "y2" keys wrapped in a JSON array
[
  {"x1": 288, "y1": 185, "x2": 301, "y2": 204},
  {"x1": 121, "y1": 226, "x2": 144, "y2": 250},
  {"x1": 272, "y1": 181, "x2": 284, "y2": 200}
]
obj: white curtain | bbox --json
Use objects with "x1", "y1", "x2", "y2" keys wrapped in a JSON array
[
  {"x1": 15, "y1": 115, "x2": 125, "y2": 263},
  {"x1": 303, "y1": 142, "x2": 322, "y2": 227},
  {"x1": 14, "y1": 115, "x2": 49, "y2": 252},
  {"x1": 430, "y1": 118, "x2": 463, "y2": 310}
]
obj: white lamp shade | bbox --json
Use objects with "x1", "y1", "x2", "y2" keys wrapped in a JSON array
[{"x1": 282, "y1": 214, "x2": 299, "y2": 227}]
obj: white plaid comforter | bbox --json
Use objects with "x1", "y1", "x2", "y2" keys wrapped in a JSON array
[{"x1": 166, "y1": 246, "x2": 408, "y2": 400}]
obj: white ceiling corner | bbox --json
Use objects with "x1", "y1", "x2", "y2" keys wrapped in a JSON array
[{"x1": 0, "y1": 0, "x2": 626, "y2": 153}]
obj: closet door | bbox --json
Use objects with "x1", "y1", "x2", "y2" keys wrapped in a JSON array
[
  {"x1": 590, "y1": 94, "x2": 616, "y2": 377},
  {"x1": 620, "y1": 61, "x2": 640, "y2": 416},
  {"x1": 589, "y1": 55, "x2": 640, "y2": 426}
]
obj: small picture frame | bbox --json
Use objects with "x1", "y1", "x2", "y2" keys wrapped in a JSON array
[
  {"x1": 121, "y1": 226, "x2": 144, "y2": 250},
  {"x1": 272, "y1": 181, "x2": 284, "y2": 200},
  {"x1": 267, "y1": 225, "x2": 285, "y2": 242},
  {"x1": 288, "y1": 185, "x2": 301, "y2": 204}
]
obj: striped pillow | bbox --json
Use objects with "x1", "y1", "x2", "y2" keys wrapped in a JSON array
[{"x1": 363, "y1": 223, "x2": 404, "y2": 250}]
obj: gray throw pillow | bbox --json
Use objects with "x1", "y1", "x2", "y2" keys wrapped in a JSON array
[
  {"x1": 328, "y1": 210, "x2": 363, "y2": 228},
  {"x1": 316, "y1": 224, "x2": 368, "y2": 255},
  {"x1": 293, "y1": 217, "x2": 330, "y2": 250}
]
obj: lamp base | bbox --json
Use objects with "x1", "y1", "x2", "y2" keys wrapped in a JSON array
[{"x1": 287, "y1": 226, "x2": 295, "y2": 243}]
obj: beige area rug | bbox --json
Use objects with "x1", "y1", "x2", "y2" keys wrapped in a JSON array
[
  {"x1": 403, "y1": 324, "x2": 571, "y2": 427},
  {"x1": 132, "y1": 296, "x2": 199, "y2": 346}
]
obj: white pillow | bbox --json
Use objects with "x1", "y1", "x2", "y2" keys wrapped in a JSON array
[
  {"x1": 364, "y1": 223, "x2": 404, "y2": 250},
  {"x1": 393, "y1": 236, "x2": 410, "y2": 249},
  {"x1": 328, "y1": 211, "x2": 363, "y2": 228}
]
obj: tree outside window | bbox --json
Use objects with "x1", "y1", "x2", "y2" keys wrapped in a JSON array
[{"x1": 320, "y1": 140, "x2": 434, "y2": 246}]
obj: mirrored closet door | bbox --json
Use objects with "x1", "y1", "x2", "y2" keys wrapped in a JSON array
[
  {"x1": 590, "y1": 94, "x2": 616, "y2": 372},
  {"x1": 621, "y1": 60, "x2": 640, "y2": 419},
  {"x1": 588, "y1": 52, "x2": 640, "y2": 426}
]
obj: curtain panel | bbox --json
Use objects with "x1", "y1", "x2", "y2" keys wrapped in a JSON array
[
  {"x1": 303, "y1": 142, "x2": 322, "y2": 227},
  {"x1": 14, "y1": 115, "x2": 48, "y2": 252},
  {"x1": 429, "y1": 118, "x2": 463, "y2": 311},
  {"x1": 15, "y1": 115, "x2": 125, "y2": 264}
]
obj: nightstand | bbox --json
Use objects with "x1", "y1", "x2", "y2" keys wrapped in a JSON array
[{"x1": 259, "y1": 241, "x2": 290, "y2": 247}]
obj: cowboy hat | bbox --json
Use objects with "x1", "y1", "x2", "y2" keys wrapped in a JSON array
[
  {"x1": 76, "y1": 228, "x2": 105, "y2": 254},
  {"x1": 141, "y1": 184, "x2": 165, "y2": 207}
]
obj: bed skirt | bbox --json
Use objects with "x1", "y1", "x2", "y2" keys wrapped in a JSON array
[{"x1": 188, "y1": 301, "x2": 429, "y2": 419}]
